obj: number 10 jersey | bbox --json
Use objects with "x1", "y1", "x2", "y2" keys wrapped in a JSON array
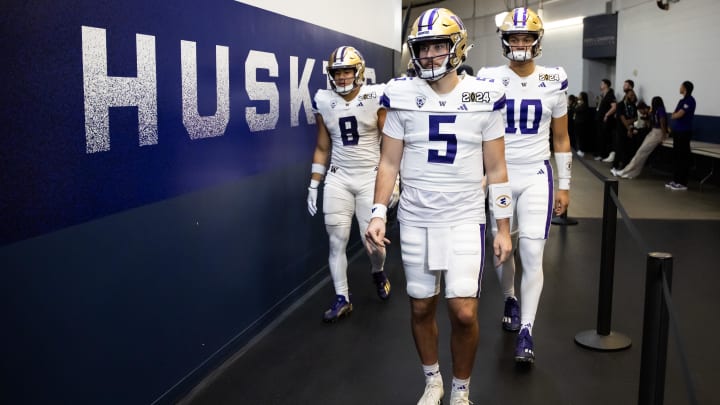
[{"x1": 477, "y1": 65, "x2": 568, "y2": 164}]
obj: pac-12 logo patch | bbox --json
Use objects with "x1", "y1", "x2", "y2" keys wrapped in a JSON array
[{"x1": 416, "y1": 96, "x2": 427, "y2": 108}]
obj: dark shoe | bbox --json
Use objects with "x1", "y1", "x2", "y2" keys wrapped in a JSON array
[
  {"x1": 372, "y1": 271, "x2": 391, "y2": 300},
  {"x1": 323, "y1": 295, "x2": 352, "y2": 323},
  {"x1": 502, "y1": 297, "x2": 521, "y2": 331},
  {"x1": 514, "y1": 327, "x2": 535, "y2": 363}
]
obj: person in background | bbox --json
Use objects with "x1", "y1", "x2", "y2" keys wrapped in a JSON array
[
  {"x1": 307, "y1": 46, "x2": 396, "y2": 323},
  {"x1": 631, "y1": 100, "x2": 651, "y2": 152},
  {"x1": 623, "y1": 79, "x2": 635, "y2": 95},
  {"x1": 610, "y1": 89, "x2": 638, "y2": 176},
  {"x1": 666, "y1": 80, "x2": 696, "y2": 191},
  {"x1": 366, "y1": 8, "x2": 512, "y2": 404},
  {"x1": 574, "y1": 91, "x2": 593, "y2": 157},
  {"x1": 567, "y1": 94, "x2": 578, "y2": 151},
  {"x1": 595, "y1": 79, "x2": 617, "y2": 162},
  {"x1": 478, "y1": 6, "x2": 572, "y2": 365},
  {"x1": 615, "y1": 96, "x2": 667, "y2": 179}
]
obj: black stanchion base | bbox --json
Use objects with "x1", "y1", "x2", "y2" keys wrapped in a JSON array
[
  {"x1": 574, "y1": 330, "x2": 632, "y2": 351},
  {"x1": 551, "y1": 215, "x2": 579, "y2": 226}
]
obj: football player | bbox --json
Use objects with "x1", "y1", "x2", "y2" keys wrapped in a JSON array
[
  {"x1": 478, "y1": 7, "x2": 572, "y2": 364},
  {"x1": 365, "y1": 8, "x2": 512, "y2": 405},
  {"x1": 307, "y1": 46, "x2": 397, "y2": 323}
]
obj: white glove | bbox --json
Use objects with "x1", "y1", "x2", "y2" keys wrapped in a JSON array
[
  {"x1": 388, "y1": 176, "x2": 401, "y2": 209},
  {"x1": 307, "y1": 187, "x2": 318, "y2": 216}
]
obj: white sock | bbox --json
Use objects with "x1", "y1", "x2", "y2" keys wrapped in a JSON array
[
  {"x1": 451, "y1": 377, "x2": 470, "y2": 393},
  {"x1": 422, "y1": 363, "x2": 441, "y2": 382}
]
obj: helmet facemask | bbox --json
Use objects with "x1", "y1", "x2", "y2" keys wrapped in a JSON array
[
  {"x1": 407, "y1": 8, "x2": 469, "y2": 81},
  {"x1": 501, "y1": 33, "x2": 542, "y2": 62},
  {"x1": 328, "y1": 67, "x2": 362, "y2": 95},
  {"x1": 327, "y1": 46, "x2": 366, "y2": 95},
  {"x1": 408, "y1": 39, "x2": 456, "y2": 81},
  {"x1": 499, "y1": 8, "x2": 544, "y2": 62}
]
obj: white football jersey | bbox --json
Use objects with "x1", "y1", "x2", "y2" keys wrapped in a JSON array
[
  {"x1": 381, "y1": 75, "x2": 506, "y2": 192},
  {"x1": 312, "y1": 84, "x2": 386, "y2": 169},
  {"x1": 477, "y1": 65, "x2": 568, "y2": 163}
]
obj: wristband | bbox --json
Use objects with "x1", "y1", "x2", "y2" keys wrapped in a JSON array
[
  {"x1": 488, "y1": 182, "x2": 513, "y2": 219},
  {"x1": 554, "y1": 152, "x2": 572, "y2": 190},
  {"x1": 370, "y1": 203, "x2": 388, "y2": 222},
  {"x1": 309, "y1": 179, "x2": 320, "y2": 189},
  {"x1": 311, "y1": 163, "x2": 326, "y2": 176}
]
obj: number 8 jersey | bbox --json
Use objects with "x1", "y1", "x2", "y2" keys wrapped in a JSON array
[
  {"x1": 311, "y1": 83, "x2": 386, "y2": 169},
  {"x1": 477, "y1": 65, "x2": 568, "y2": 163}
]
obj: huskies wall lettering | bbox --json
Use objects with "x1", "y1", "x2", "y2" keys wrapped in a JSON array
[
  {"x1": 1, "y1": 2, "x2": 390, "y2": 245},
  {"x1": 1, "y1": 1, "x2": 394, "y2": 404},
  {"x1": 81, "y1": 26, "x2": 312, "y2": 151}
]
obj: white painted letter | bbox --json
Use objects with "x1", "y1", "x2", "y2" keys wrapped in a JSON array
[
  {"x1": 181, "y1": 41, "x2": 230, "y2": 140},
  {"x1": 82, "y1": 26, "x2": 157, "y2": 153},
  {"x1": 290, "y1": 56, "x2": 316, "y2": 127},
  {"x1": 365, "y1": 67, "x2": 377, "y2": 85},
  {"x1": 245, "y1": 50, "x2": 279, "y2": 132}
]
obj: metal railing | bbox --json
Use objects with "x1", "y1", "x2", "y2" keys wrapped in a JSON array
[{"x1": 566, "y1": 152, "x2": 699, "y2": 405}]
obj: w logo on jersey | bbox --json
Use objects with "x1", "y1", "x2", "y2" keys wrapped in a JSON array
[
  {"x1": 495, "y1": 195, "x2": 511, "y2": 208},
  {"x1": 416, "y1": 96, "x2": 426, "y2": 108}
]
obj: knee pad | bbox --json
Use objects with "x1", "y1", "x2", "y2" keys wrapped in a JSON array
[
  {"x1": 445, "y1": 278, "x2": 479, "y2": 299},
  {"x1": 407, "y1": 280, "x2": 439, "y2": 299},
  {"x1": 518, "y1": 237, "x2": 546, "y2": 273}
]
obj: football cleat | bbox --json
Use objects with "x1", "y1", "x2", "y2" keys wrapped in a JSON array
[
  {"x1": 502, "y1": 297, "x2": 521, "y2": 332},
  {"x1": 417, "y1": 378, "x2": 444, "y2": 405},
  {"x1": 322, "y1": 295, "x2": 353, "y2": 323},
  {"x1": 372, "y1": 271, "x2": 392, "y2": 300},
  {"x1": 514, "y1": 327, "x2": 535, "y2": 363},
  {"x1": 449, "y1": 390, "x2": 472, "y2": 405}
]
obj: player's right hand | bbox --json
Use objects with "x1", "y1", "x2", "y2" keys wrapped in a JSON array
[{"x1": 307, "y1": 187, "x2": 318, "y2": 216}]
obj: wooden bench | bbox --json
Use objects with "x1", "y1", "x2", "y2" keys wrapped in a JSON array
[{"x1": 661, "y1": 139, "x2": 720, "y2": 190}]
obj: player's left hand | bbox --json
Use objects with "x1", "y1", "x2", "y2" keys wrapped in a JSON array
[{"x1": 554, "y1": 190, "x2": 570, "y2": 216}]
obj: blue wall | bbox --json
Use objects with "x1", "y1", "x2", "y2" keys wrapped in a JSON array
[
  {"x1": 690, "y1": 115, "x2": 720, "y2": 143},
  {"x1": 0, "y1": 1, "x2": 394, "y2": 403}
]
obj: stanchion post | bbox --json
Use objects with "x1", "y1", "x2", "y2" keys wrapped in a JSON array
[
  {"x1": 597, "y1": 179, "x2": 618, "y2": 335},
  {"x1": 575, "y1": 178, "x2": 631, "y2": 350},
  {"x1": 638, "y1": 252, "x2": 673, "y2": 405},
  {"x1": 551, "y1": 211, "x2": 579, "y2": 226}
]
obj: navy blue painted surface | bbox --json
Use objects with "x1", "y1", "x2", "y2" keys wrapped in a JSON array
[
  {"x1": 689, "y1": 115, "x2": 720, "y2": 143},
  {"x1": 1, "y1": 1, "x2": 393, "y2": 404},
  {"x1": 1, "y1": 0, "x2": 392, "y2": 245}
]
